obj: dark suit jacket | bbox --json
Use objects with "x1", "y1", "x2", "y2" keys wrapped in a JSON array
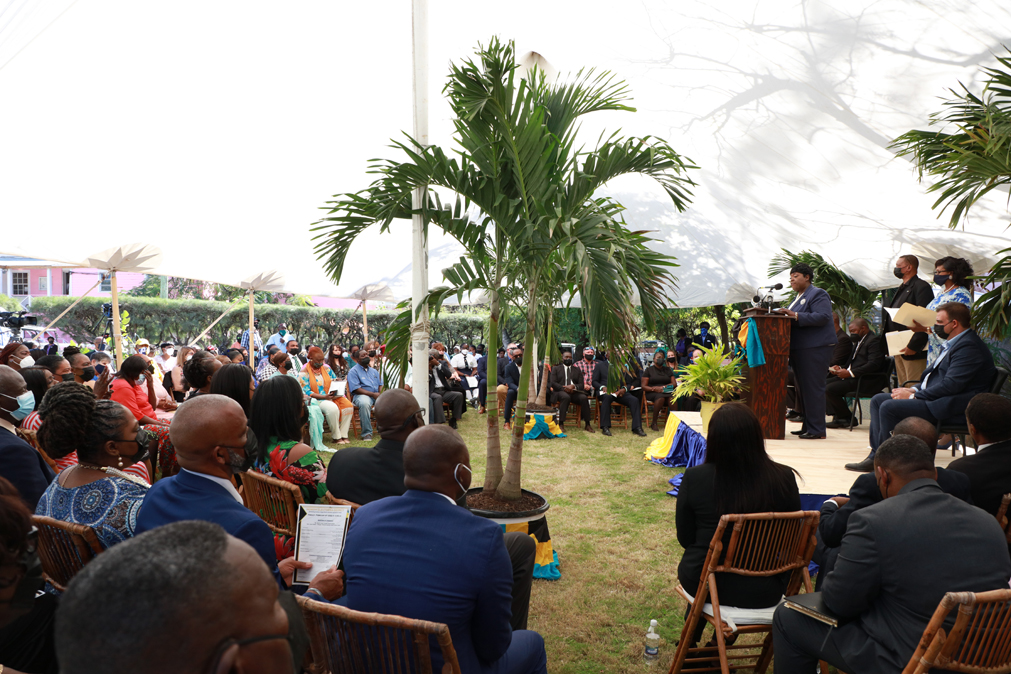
[
  {"x1": 822, "y1": 479, "x2": 1011, "y2": 673},
  {"x1": 788, "y1": 285, "x2": 837, "y2": 350},
  {"x1": 913, "y1": 329, "x2": 996, "y2": 420},
  {"x1": 882, "y1": 275, "x2": 934, "y2": 359},
  {"x1": 325, "y1": 439, "x2": 406, "y2": 506},
  {"x1": 344, "y1": 490, "x2": 515, "y2": 674},
  {"x1": 948, "y1": 439, "x2": 1011, "y2": 517},
  {"x1": 819, "y1": 468, "x2": 971, "y2": 548},
  {"x1": 830, "y1": 329, "x2": 852, "y2": 367},
  {"x1": 136, "y1": 470, "x2": 280, "y2": 585},
  {"x1": 549, "y1": 363, "x2": 585, "y2": 393},
  {"x1": 845, "y1": 331, "x2": 886, "y2": 379},
  {"x1": 476, "y1": 355, "x2": 488, "y2": 381},
  {"x1": 0, "y1": 426, "x2": 54, "y2": 510},
  {"x1": 691, "y1": 332, "x2": 718, "y2": 350},
  {"x1": 502, "y1": 362, "x2": 520, "y2": 392},
  {"x1": 676, "y1": 462, "x2": 801, "y2": 607},
  {"x1": 429, "y1": 361, "x2": 456, "y2": 392},
  {"x1": 496, "y1": 357, "x2": 510, "y2": 385}
]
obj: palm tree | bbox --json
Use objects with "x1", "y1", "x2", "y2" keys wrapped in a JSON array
[
  {"x1": 313, "y1": 38, "x2": 696, "y2": 501},
  {"x1": 891, "y1": 49, "x2": 1011, "y2": 338}
]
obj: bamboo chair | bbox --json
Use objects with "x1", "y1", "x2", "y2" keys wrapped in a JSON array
[
  {"x1": 323, "y1": 492, "x2": 362, "y2": 524},
  {"x1": 16, "y1": 427, "x2": 58, "y2": 472},
  {"x1": 597, "y1": 398, "x2": 630, "y2": 430},
  {"x1": 351, "y1": 406, "x2": 377, "y2": 439},
  {"x1": 297, "y1": 595, "x2": 462, "y2": 674},
  {"x1": 643, "y1": 394, "x2": 671, "y2": 427},
  {"x1": 997, "y1": 494, "x2": 1011, "y2": 543},
  {"x1": 902, "y1": 589, "x2": 1011, "y2": 674},
  {"x1": 31, "y1": 515, "x2": 105, "y2": 592},
  {"x1": 669, "y1": 510, "x2": 821, "y2": 674},
  {"x1": 241, "y1": 470, "x2": 304, "y2": 538}
]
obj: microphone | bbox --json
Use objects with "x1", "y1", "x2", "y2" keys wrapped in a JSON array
[{"x1": 763, "y1": 283, "x2": 784, "y2": 290}]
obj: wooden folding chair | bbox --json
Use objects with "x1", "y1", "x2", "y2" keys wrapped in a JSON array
[
  {"x1": 351, "y1": 406, "x2": 377, "y2": 439},
  {"x1": 241, "y1": 470, "x2": 304, "y2": 538},
  {"x1": 297, "y1": 594, "x2": 462, "y2": 674},
  {"x1": 669, "y1": 510, "x2": 821, "y2": 674},
  {"x1": 644, "y1": 395, "x2": 670, "y2": 427},
  {"x1": 31, "y1": 515, "x2": 105, "y2": 592},
  {"x1": 597, "y1": 398, "x2": 629, "y2": 430},
  {"x1": 324, "y1": 492, "x2": 362, "y2": 524},
  {"x1": 902, "y1": 589, "x2": 1011, "y2": 673}
]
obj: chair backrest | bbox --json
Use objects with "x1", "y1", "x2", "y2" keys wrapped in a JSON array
[
  {"x1": 31, "y1": 515, "x2": 105, "y2": 592},
  {"x1": 16, "y1": 426, "x2": 58, "y2": 472},
  {"x1": 997, "y1": 494, "x2": 1011, "y2": 544},
  {"x1": 297, "y1": 595, "x2": 462, "y2": 674},
  {"x1": 324, "y1": 492, "x2": 362, "y2": 524},
  {"x1": 990, "y1": 367, "x2": 1010, "y2": 396},
  {"x1": 703, "y1": 511, "x2": 820, "y2": 597},
  {"x1": 903, "y1": 589, "x2": 1011, "y2": 674},
  {"x1": 241, "y1": 469, "x2": 304, "y2": 537}
]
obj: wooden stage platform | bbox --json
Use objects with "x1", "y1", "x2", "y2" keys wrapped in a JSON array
[{"x1": 674, "y1": 411, "x2": 961, "y2": 496}]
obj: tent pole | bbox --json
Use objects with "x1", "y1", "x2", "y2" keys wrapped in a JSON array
[
  {"x1": 111, "y1": 271, "x2": 124, "y2": 369},
  {"x1": 410, "y1": 0, "x2": 430, "y2": 410},
  {"x1": 248, "y1": 290, "x2": 254, "y2": 366},
  {"x1": 37, "y1": 277, "x2": 103, "y2": 333},
  {"x1": 362, "y1": 302, "x2": 368, "y2": 344}
]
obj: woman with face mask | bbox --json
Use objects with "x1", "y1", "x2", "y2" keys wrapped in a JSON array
[
  {"x1": 907, "y1": 256, "x2": 975, "y2": 368},
  {"x1": 35, "y1": 383, "x2": 150, "y2": 551},
  {"x1": 0, "y1": 342, "x2": 34, "y2": 372},
  {"x1": 170, "y1": 346, "x2": 196, "y2": 402},
  {"x1": 299, "y1": 346, "x2": 353, "y2": 447},
  {"x1": 16, "y1": 366, "x2": 54, "y2": 432}
]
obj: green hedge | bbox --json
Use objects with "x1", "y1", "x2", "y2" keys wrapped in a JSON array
[{"x1": 28, "y1": 297, "x2": 490, "y2": 350}]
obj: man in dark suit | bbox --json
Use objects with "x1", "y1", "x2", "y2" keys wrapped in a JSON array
[
  {"x1": 326, "y1": 389, "x2": 420, "y2": 505},
  {"x1": 882, "y1": 254, "x2": 934, "y2": 386},
  {"x1": 691, "y1": 322, "x2": 718, "y2": 351},
  {"x1": 593, "y1": 354, "x2": 645, "y2": 437},
  {"x1": 949, "y1": 393, "x2": 1011, "y2": 518},
  {"x1": 775, "y1": 263, "x2": 837, "y2": 439},
  {"x1": 136, "y1": 395, "x2": 343, "y2": 600},
  {"x1": 548, "y1": 349, "x2": 593, "y2": 433},
  {"x1": 846, "y1": 302, "x2": 996, "y2": 472},
  {"x1": 773, "y1": 435, "x2": 1011, "y2": 674},
  {"x1": 496, "y1": 345, "x2": 513, "y2": 421},
  {"x1": 0, "y1": 365, "x2": 54, "y2": 509},
  {"x1": 427, "y1": 350, "x2": 465, "y2": 428},
  {"x1": 502, "y1": 345, "x2": 522, "y2": 430},
  {"x1": 815, "y1": 416, "x2": 971, "y2": 586},
  {"x1": 825, "y1": 318, "x2": 887, "y2": 428},
  {"x1": 343, "y1": 425, "x2": 547, "y2": 674},
  {"x1": 476, "y1": 349, "x2": 490, "y2": 414}
]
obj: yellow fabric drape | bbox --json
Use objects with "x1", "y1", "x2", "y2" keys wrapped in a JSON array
[{"x1": 643, "y1": 412, "x2": 682, "y2": 461}]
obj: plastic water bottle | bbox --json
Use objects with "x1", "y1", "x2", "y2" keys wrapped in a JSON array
[{"x1": 644, "y1": 619, "x2": 659, "y2": 665}]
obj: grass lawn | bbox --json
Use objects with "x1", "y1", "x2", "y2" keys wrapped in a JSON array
[{"x1": 322, "y1": 407, "x2": 690, "y2": 673}]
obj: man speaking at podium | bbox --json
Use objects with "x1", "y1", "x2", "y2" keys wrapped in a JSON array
[{"x1": 775, "y1": 263, "x2": 837, "y2": 439}]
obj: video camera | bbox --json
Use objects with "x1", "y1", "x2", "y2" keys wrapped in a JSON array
[{"x1": 0, "y1": 311, "x2": 38, "y2": 330}]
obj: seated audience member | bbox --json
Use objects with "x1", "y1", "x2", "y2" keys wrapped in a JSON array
[
  {"x1": 63, "y1": 347, "x2": 97, "y2": 390},
  {"x1": 35, "y1": 384, "x2": 149, "y2": 546},
  {"x1": 593, "y1": 352, "x2": 646, "y2": 437},
  {"x1": 109, "y1": 355, "x2": 166, "y2": 427},
  {"x1": 286, "y1": 339, "x2": 307, "y2": 368},
  {"x1": 17, "y1": 366, "x2": 54, "y2": 431},
  {"x1": 677, "y1": 403, "x2": 800, "y2": 617},
  {"x1": 0, "y1": 475, "x2": 57, "y2": 674},
  {"x1": 251, "y1": 376, "x2": 327, "y2": 504},
  {"x1": 824, "y1": 318, "x2": 886, "y2": 428},
  {"x1": 209, "y1": 362, "x2": 255, "y2": 419},
  {"x1": 343, "y1": 425, "x2": 546, "y2": 674},
  {"x1": 816, "y1": 416, "x2": 970, "y2": 585},
  {"x1": 496, "y1": 344, "x2": 514, "y2": 414},
  {"x1": 224, "y1": 348, "x2": 245, "y2": 365},
  {"x1": 136, "y1": 395, "x2": 342, "y2": 598},
  {"x1": 949, "y1": 392, "x2": 1011, "y2": 517},
  {"x1": 642, "y1": 350, "x2": 676, "y2": 431},
  {"x1": 255, "y1": 345, "x2": 281, "y2": 382},
  {"x1": 0, "y1": 342, "x2": 34, "y2": 372},
  {"x1": 502, "y1": 346, "x2": 522, "y2": 430},
  {"x1": 56, "y1": 521, "x2": 318, "y2": 674},
  {"x1": 182, "y1": 350, "x2": 222, "y2": 399},
  {"x1": 347, "y1": 349, "x2": 383, "y2": 441},
  {"x1": 427, "y1": 349, "x2": 465, "y2": 428},
  {"x1": 0, "y1": 365, "x2": 55, "y2": 509},
  {"x1": 846, "y1": 303, "x2": 996, "y2": 473},
  {"x1": 326, "y1": 344, "x2": 349, "y2": 380},
  {"x1": 773, "y1": 435, "x2": 1011, "y2": 674},
  {"x1": 300, "y1": 346, "x2": 353, "y2": 445},
  {"x1": 549, "y1": 349, "x2": 594, "y2": 433},
  {"x1": 35, "y1": 354, "x2": 72, "y2": 382},
  {"x1": 476, "y1": 347, "x2": 491, "y2": 414},
  {"x1": 326, "y1": 389, "x2": 421, "y2": 505},
  {"x1": 574, "y1": 346, "x2": 598, "y2": 397},
  {"x1": 168, "y1": 346, "x2": 194, "y2": 402}
]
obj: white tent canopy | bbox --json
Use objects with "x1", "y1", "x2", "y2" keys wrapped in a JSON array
[{"x1": 1, "y1": 0, "x2": 1010, "y2": 306}]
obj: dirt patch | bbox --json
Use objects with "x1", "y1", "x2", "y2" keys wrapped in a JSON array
[{"x1": 467, "y1": 490, "x2": 546, "y2": 512}]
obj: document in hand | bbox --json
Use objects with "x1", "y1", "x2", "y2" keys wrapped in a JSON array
[
  {"x1": 784, "y1": 592, "x2": 840, "y2": 627},
  {"x1": 885, "y1": 330, "x2": 915, "y2": 357},
  {"x1": 329, "y1": 380, "x2": 347, "y2": 397},
  {"x1": 892, "y1": 303, "x2": 937, "y2": 329},
  {"x1": 292, "y1": 503, "x2": 353, "y2": 585}
]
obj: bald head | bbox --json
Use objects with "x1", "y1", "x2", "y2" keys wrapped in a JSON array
[
  {"x1": 374, "y1": 389, "x2": 423, "y2": 441},
  {"x1": 893, "y1": 417, "x2": 939, "y2": 455},
  {"x1": 170, "y1": 395, "x2": 248, "y2": 475},
  {"x1": 848, "y1": 317, "x2": 870, "y2": 336},
  {"x1": 403, "y1": 425, "x2": 470, "y2": 498}
]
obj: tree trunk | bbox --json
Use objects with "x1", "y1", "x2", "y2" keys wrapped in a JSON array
[
  {"x1": 497, "y1": 280, "x2": 538, "y2": 501},
  {"x1": 483, "y1": 287, "x2": 504, "y2": 493},
  {"x1": 526, "y1": 334, "x2": 538, "y2": 407},
  {"x1": 535, "y1": 309, "x2": 553, "y2": 406},
  {"x1": 715, "y1": 304, "x2": 730, "y2": 354}
]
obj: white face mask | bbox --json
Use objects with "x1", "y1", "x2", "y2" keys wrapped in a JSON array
[
  {"x1": 164, "y1": 349, "x2": 174, "y2": 357},
  {"x1": 13, "y1": 353, "x2": 35, "y2": 369}
]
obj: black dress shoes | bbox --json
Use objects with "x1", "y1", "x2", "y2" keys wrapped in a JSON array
[
  {"x1": 786, "y1": 411, "x2": 804, "y2": 422},
  {"x1": 825, "y1": 419, "x2": 852, "y2": 429},
  {"x1": 790, "y1": 429, "x2": 806, "y2": 436},
  {"x1": 798, "y1": 432, "x2": 825, "y2": 439},
  {"x1": 845, "y1": 457, "x2": 876, "y2": 472},
  {"x1": 601, "y1": 428, "x2": 612, "y2": 436},
  {"x1": 632, "y1": 428, "x2": 647, "y2": 437}
]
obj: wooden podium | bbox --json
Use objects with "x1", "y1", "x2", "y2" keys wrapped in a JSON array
[{"x1": 740, "y1": 308, "x2": 791, "y2": 440}]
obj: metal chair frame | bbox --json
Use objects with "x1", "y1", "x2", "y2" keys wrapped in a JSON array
[{"x1": 841, "y1": 357, "x2": 894, "y2": 431}]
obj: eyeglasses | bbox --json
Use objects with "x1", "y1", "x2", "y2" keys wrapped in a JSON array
[
  {"x1": 397, "y1": 408, "x2": 426, "y2": 431},
  {"x1": 206, "y1": 633, "x2": 292, "y2": 674}
]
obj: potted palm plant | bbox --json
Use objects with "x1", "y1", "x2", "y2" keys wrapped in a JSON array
[{"x1": 673, "y1": 345, "x2": 746, "y2": 433}]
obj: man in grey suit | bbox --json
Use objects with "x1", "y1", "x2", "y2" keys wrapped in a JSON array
[{"x1": 772, "y1": 435, "x2": 1011, "y2": 674}]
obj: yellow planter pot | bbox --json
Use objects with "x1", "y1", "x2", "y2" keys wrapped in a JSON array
[{"x1": 700, "y1": 401, "x2": 725, "y2": 434}]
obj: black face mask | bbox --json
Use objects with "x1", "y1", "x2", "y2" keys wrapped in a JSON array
[
  {"x1": 513, "y1": 356, "x2": 523, "y2": 366},
  {"x1": 584, "y1": 354, "x2": 593, "y2": 362},
  {"x1": 562, "y1": 358, "x2": 573, "y2": 366},
  {"x1": 933, "y1": 323, "x2": 951, "y2": 340},
  {"x1": 933, "y1": 273, "x2": 950, "y2": 286},
  {"x1": 61, "y1": 373, "x2": 76, "y2": 382},
  {"x1": 288, "y1": 349, "x2": 299, "y2": 355},
  {"x1": 893, "y1": 267, "x2": 905, "y2": 279},
  {"x1": 360, "y1": 358, "x2": 371, "y2": 368},
  {"x1": 78, "y1": 366, "x2": 96, "y2": 380}
]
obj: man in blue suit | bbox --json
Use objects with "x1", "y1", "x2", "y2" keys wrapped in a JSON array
[
  {"x1": 136, "y1": 394, "x2": 343, "y2": 600},
  {"x1": 343, "y1": 425, "x2": 547, "y2": 674},
  {"x1": 846, "y1": 302, "x2": 996, "y2": 472},
  {"x1": 775, "y1": 263, "x2": 837, "y2": 439}
]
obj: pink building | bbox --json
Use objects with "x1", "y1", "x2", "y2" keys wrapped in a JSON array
[{"x1": 0, "y1": 256, "x2": 144, "y2": 304}]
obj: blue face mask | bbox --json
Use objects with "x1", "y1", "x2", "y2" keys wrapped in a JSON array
[
  {"x1": 1, "y1": 390, "x2": 36, "y2": 421},
  {"x1": 700, "y1": 328, "x2": 708, "y2": 336}
]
